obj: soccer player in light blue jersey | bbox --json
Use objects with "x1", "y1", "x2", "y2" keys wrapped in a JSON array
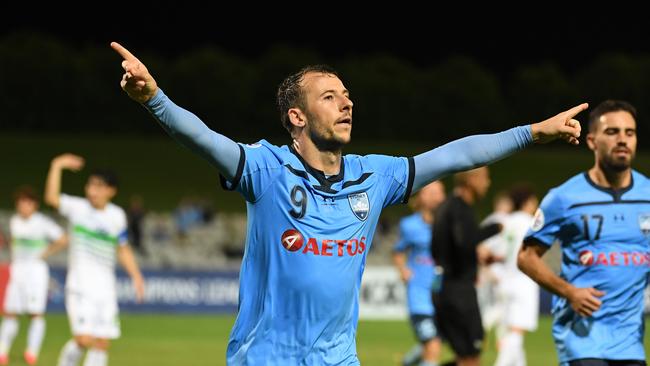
[
  {"x1": 111, "y1": 41, "x2": 586, "y2": 365},
  {"x1": 519, "y1": 100, "x2": 650, "y2": 366},
  {"x1": 392, "y1": 181, "x2": 445, "y2": 366}
]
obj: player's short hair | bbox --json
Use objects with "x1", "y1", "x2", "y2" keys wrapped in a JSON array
[
  {"x1": 277, "y1": 65, "x2": 339, "y2": 134},
  {"x1": 13, "y1": 185, "x2": 38, "y2": 202},
  {"x1": 89, "y1": 169, "x2": 119, "y2": 188},
  {"x1": 508, "y1": 183, "x2": 536, "y2": 211},
  {"x1": 588, "y1": 100, "x2": 637, "y2": 132}
]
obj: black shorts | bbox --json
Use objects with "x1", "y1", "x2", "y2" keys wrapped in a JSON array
[
  {"x1": 568, "y1": 359, "x2": 646, "y2": 366},
  {"x1": 409, "y1": 314, "x2": 438, "y2": 342},
  {"x1": 433, "y1": 283, "x2": 483, "y2": 357}
]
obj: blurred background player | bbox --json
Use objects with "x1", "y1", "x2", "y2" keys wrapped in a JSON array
[
  {"x1": 476, "y1": 191, "x2": 513, "y2": 334},
  {"x1": 44, "y1": 154, "x2": 145, "y2": 366},
  {"x1": 0, "y1": 186, "x2": 68, "y2": 365},
  {"x1": 493, "y1": 183, "x2": 539, "y2": 366},
  {"x1": 392, "y1": 181, "x2": 446, "y2": 366},
  {"x1": 519, "y1": 100, "x2": 649, "y2": 366},
  {"x1": 432, "y1": 167, "x2": 502, "y2": 366}
]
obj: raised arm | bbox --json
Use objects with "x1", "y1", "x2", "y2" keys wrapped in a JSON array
[
  {"x1": 45, "y1": 154, "x2": 84, "y2": 209},
  {"x1": 412, "y1": 104, "x2": 587, "y2": 191},
  {"x1": 110, "y1": 42, "x2": 240, "y2": 181}
]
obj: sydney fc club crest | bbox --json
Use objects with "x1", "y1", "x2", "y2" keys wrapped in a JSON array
[
  {"x1": 348, "y1": 192, "x2": 370, "y2": 221},
  {"x1": 638, "y1": 213, "x2": 650, "y2": 236}
]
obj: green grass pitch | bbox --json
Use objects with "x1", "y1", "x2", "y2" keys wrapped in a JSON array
[{"x1": 4, "y1": 314, "x2": 649, "y2": 365}]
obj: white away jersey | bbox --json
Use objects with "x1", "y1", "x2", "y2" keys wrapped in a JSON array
[
  {"x1": 10, "y1": 212, "x2": 64, "y2": 262},
  {"x1": 59, "y1": 194, "x2": 128, "y2": 294}
]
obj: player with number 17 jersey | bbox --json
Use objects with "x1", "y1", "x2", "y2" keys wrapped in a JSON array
[
  {"x1": 525, "y1": 171, "x2": 650, "y2": 363},
  {"x1": 222, "y1": 140, "x2": 413, "y2": 364}
]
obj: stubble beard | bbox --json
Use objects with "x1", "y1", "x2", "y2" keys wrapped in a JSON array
[
  {"x1": 307, "y1": 116, "x2": 350, "y2": 153},
  {"x1": 600, "y1": 153, "x2": 633, "y2": 173}
]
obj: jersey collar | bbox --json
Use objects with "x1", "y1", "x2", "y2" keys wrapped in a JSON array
[
  {"x1": 288, "y1": 145, "x2": 345, "y2": 193},
  {"x1": 583, "y1": 171, "x2": 634, "y2": 201}
]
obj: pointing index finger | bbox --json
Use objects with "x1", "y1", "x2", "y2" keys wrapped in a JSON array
[
  {"x1": 565, "y1": 103, "x2": 589, "y2": 119},
  {"x1": 110, "y1": 41, "x2": 138, "y2": 61}
]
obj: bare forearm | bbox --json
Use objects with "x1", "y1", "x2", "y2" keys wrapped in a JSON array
[
  {"x1": 41, "y1": 235, "x2": 69, "y2": 260},
  {"x1": 392, "y1": 252, "x2": 407, "y2": 271},
  {"x1": 518, "y1": 252, "x2": 574, "y2": 298},
  {"x1": 45, "y1": 162, "x2": 63, "y2": 208},
  {"x1": 118, "y1": 246, "x2": 143, "y2": 281}
]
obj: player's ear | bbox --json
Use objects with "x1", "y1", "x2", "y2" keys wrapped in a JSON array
[
  {"x1": 106, "y1": 186, "x2": 117, "y2": 200},
  {"x1": 287, "y1": 108, "x2": 306, "y2": 129},
  {"x1": 586, "y1": 132, "x2": 596, "y2": 151}
]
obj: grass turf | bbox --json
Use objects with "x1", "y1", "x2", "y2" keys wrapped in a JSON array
[{"x1": 4, "y1": 314, "x2": 648, "y2": 365}]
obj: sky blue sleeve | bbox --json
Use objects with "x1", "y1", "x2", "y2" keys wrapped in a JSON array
[
  {"x1": 220, "y1": 142, "x2": 283, "y2": 203},
  {"x1": 365, "y1": 155, "x2": 414, "y2": 207},
  {"x1": 524, "y1": 188, "x2": 565, "y2": 247},
  {"x1": 412, "y1": 126, "x2": 533, "y2": 192},
  {"x1": 143, "y1": 89, "x2": 241, "y2": 181}
]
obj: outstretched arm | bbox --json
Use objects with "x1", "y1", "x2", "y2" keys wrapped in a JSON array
[
  {"x1": 412, "y1": 104, "x2": 587, "y2": 191},
  {"x1": 45, "y1": 154, "x2": 85, "y2": 209},
  {"x1": 518, "y1": 240, "x2": 604, "y2": 317},
  {"x1": 111, "y1": 42, "x2": 240, "y2": 181}
]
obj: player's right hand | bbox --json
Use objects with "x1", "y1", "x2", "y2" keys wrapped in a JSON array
[
  {"x1": 110, "y1": 42, "x2": 158, "y2": 104},
  {"x1": 399, "y1": 267, "x2": 412, "y2": 282},
  {"x1": 52, "y1": 153, "x2": 85, "y2": 171},
  {"x1": 568, "y1": 287, "x2": 605, "y2": 317}
]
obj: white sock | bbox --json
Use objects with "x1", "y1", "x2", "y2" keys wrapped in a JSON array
[
  {"x1": 0, "y1": 317, "x2": 19, "y2": 355},
  {"x1": 402, "y1": 344, "x2": 423, "y2": 366},
  {"x1": 57, "y1": 339, "x2": 84, "y2": 366},
  {"x1": 26, "y1": 317, "x2": 46, "y2": 357},
  {"x1": 494, "y1": 331, "x2": 524, "y2": 366},
  {"x1": 83, "y1": 348, "x2": 108, "y2": 366}
]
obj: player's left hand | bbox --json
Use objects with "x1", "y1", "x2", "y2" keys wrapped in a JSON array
[
  {"x1": 531, "y1": 103, "x2": 588, "y2": 145},
  {"x1": 111, "y1": 42, "x2": 158, "y2": 104}
]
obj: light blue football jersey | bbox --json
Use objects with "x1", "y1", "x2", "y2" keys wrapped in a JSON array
[
  {"x1": 393, "y1": 213, "x2": 436, "y2": 316},
  {"x1": 222, "y1": 140, "x2": 414, "y2": 365},
  {"x1": 525, "y1": 171, "x2": 650, "y2": 363}
]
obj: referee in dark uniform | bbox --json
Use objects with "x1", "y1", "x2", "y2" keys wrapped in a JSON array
[{"x1": 431, "y1": 166, "x2": 501, "y2": 366}]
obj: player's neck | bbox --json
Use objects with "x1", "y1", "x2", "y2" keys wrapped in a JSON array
[
  {"x1": 293, "y1": 138, "x2": 342, "y2": 175},
  {"x1": 89, "y1": 200, "x2": 110, "y2": 210},
  {"x1": 588, "y1": 166, "x2": 632, "y2": 190},
  {"x1": 419, "y1": 209, "x2": 434, "y2": 224},
  {"x1": 18, "y1": 211, "x2": 35, "y2": 220}
]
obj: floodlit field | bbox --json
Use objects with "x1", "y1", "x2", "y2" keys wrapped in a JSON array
[{"x1": 5, "y1": 314, "x2": 649, "y2": 365}]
